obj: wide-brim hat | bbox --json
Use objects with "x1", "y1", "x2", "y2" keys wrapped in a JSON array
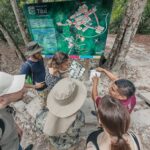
[
  {"x1": 25, "y1": 41, "x2": 43, "y2": 56},
  {"x1": 0, "y1": 72, "x2": 25, "y2": 96},
  {"x1": 47, "y1": 78, "x2": 87, "y2": 118},
  {"x1": 43, "y1": 111, "x2": 76, "y2": 136}
]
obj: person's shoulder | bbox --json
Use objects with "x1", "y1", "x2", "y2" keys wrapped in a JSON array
[
  {"x1": 86, "y1": 141, "x2": 97, "y2": 150},
  {"x1": 86, "y1": 129, "x2": 103, "y2": 150},
  {"x1": 128, "y1": 130, "x2": 143, "y2": 150},
  {"x1": 22, "y1": 60, "x2": 32, "y2": 66},
  {"x1": 96, "y1": 96, "x2": 102, "y2": 107}
]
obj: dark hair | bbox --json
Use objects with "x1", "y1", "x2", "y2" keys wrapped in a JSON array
[
  {"x1": 114, "y1": 79, "x2": 136, "y2": 99},
  {"x1": 98, "y1": 95, "x2": 131, "y2": 150},
  {"x1": 48, "y1": 52, "x2": 69, "y2": 68}
]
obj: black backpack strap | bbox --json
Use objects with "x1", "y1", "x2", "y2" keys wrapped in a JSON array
[
  {"x1": 86, "y1": 128, "x2": 103, "y2": 150},
  {"x1": 130, "y1": 132, "x2": 140, "y2": 150},
  {"x1": 0, "y1": 119, "x2": 5, "y2": 150},
  {"x1": 0, "y1": 119, "x2": 5, "y2": 136}
]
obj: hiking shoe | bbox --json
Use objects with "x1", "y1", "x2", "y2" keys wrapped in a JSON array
[
  {"x1": 24, "y1": 144, "x2": 33, "y2": 150},
  {"x1": 91, "y1": 110, "x2": 97, "y2": 117}
]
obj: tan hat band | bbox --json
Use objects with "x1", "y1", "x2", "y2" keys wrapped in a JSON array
[{"x1": 54, "y1": 86, "x2": 78, "y2": 106}]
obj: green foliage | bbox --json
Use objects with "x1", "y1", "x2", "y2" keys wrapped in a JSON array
[
  {"x1": 0, "y1": 0, "x2": 23, "y2": 44},
  {"x1": 110, "y1": 0, "x2": 150, "y2": 34},
  {"x1": 138, "y1": 1, "x2": 150, "y2": 34},
  {"x1": 109, "y1": 0, "x2": 127, "y2": 33}
]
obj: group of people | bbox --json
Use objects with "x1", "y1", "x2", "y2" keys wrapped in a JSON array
[{"x1": 0, "y1": 41, "x2": 142, "y2": 150}]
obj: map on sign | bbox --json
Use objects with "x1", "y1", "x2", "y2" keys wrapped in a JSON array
[{"x1": 24, "y1": 0, "x2": 113, "y2": 57}]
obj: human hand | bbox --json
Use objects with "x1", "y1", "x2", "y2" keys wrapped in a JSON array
[
  {"x1": 35, "y1": 82, "x2": 45, "y2": 89},
  {"x1": 92, "y1": 75, "x2": 99, "y2": 86},
  {"x1": 49, "y1": 68, "x2": 59, "y2": 76},
  {"x1": 96, "y1": 67, "x2": 105, "y2": 72}
]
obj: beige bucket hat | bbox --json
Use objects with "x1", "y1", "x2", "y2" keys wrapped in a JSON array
[
  {"x1": 0, "y1": 72, "x2": 25, "y2": 96},
  {"x1": 43, "y1": 111, "x2": 77, "y2": 136},
  {"x1": 25, "y1": 41, "x2": 43, "y2": 56},
  {"x1": 47, "y1": 78, "x2": 87, "y2": 118},
  {"x1": 43, "y1": 78, "x2": 87, "y2": 136}
]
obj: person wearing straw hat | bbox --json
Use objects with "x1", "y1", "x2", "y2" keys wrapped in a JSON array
[
  {"x1": 20, "y1": 41, "x2": 48, "y2": 110},
  {"x1": 0, "y1": 72, "x2": 33, "y2": 150},
  {"x1": 43, "y1": 78, "x2": 87, "y2": 150}
]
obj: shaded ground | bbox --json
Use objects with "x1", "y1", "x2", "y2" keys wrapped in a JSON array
[{"x1": 0, "y1": 34, "x2": 150, "y2": 150}]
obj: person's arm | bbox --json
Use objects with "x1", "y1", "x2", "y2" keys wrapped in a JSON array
[
  {"x1": 96, "y1": 67, "x2": 118, "y2": 81},
  {"x1": 20, "y1": 62, "x2": 30, "y2": 77},
  {"x1": 25, "y1": 82, "x2": 45, "y2": 89},
  {"x1": 92, "y1": 76, "x2": 99, "y2": 102}
]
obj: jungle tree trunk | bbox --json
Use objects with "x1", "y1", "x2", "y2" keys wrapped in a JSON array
[
  {"x1": 10, "y1": 0, "x2": 29, "y2": 45},
  {"x1": 0, "y1": 21, "x2": 26, "y2": 62},
  {"x1": 106, "y1": 0, "x2": 147, "y2": 70}
]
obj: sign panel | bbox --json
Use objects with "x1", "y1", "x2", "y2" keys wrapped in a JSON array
[{"x1": 24, "y1": 0, "x2": 113, "y2": 57}]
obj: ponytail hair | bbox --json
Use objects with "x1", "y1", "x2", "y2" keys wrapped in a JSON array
[
  {"x1": 111, "y1": 136, "x2": 131, "y2": 150},
  {"x1": 98, "y1": 95, "x2": 131, "y2": 150},
  {"x1": 48, "y1": 52, "x2": 69, "y2": 69}
]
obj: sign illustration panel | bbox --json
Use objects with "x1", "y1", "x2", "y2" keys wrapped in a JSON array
[{"x1": 24, "y1": 0, "x2": 113, "y2": 57}]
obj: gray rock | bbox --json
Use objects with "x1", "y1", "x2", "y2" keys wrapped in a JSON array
[
  {"x1": 12, "y1": 101, "x2": 26, "y2": 112},
  {"x1": 131, "y1": 109, "x2": 150, "y2": 128},
  {"x1": 26, "y1": 97, "x2": 42, "y2": 119},
  {"x1": 81, "y1": 98, "x2": 97, "y2": 125},
  {"x1": 138, "y1": 92, "x2": 150, "y2": 105},
  {"x1": 136, "y1": 94, "x2": 145, "y2": 105}
]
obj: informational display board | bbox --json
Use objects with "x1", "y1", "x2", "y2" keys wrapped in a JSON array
[{"x1": 24, "y1": 0, "x2": 113, "y2": 58}]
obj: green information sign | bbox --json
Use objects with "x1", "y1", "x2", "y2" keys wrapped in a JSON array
[{"x1": 24, "y1": 0, "x2": 113, "y2": 58}]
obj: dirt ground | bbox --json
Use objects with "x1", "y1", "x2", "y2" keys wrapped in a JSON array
[{"x1": 0, "y1": 34, "x2": 150, "y2": 150}]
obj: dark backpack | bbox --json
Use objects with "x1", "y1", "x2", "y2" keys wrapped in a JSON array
[{"x1": 86, "y1": 128, "x2": 103, "y2": 150}]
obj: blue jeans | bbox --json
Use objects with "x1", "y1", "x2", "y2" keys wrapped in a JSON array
[{"x1": 18, "y1": 144, "x2": 22, "y2": 150}]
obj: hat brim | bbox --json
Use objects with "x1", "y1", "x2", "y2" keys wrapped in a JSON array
[
  {"x1": 47, "y1": 79, "x2": 87, "y2": 118},
  {"x1": 1, "y1": 75, "x2": 25, "y2": 96},
  {"x1": 43, "y1": 111, "x2": 76, "y2": 136},
  {"x1": 25, "y1": 48, "x2": 43, "y2": 56}
]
